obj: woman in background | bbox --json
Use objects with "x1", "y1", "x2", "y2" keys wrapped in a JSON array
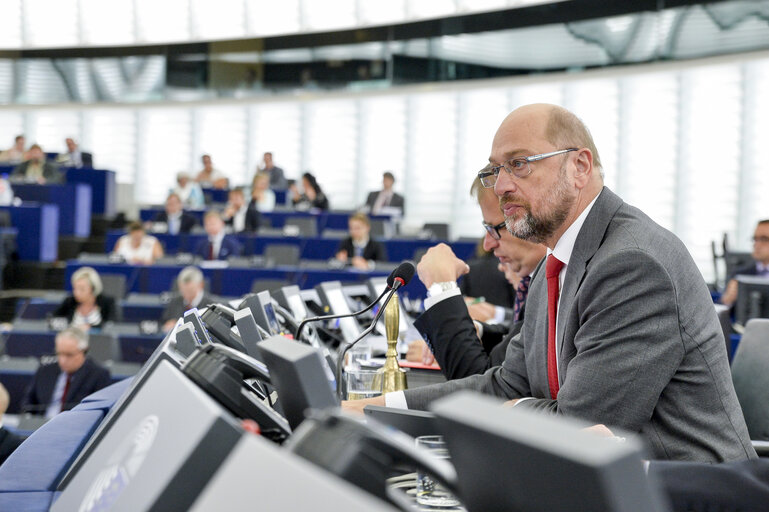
[
  {"x1": 290, "y1": 172, "x2": 329, "y2": 211},
  {"x1": 112, "y1": 221, "x2": 164, "y2": 265},
  {"x1": 53, "y1": 266, "x2": 117, "y2": 330}
]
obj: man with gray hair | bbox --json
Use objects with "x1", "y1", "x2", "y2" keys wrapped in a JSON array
[
  {"x1": 21, "y1": 327, "x2": 111, "y2": 418},
  {"x1": 161, "y1": 266, "x2": 214, "y2": 332}
]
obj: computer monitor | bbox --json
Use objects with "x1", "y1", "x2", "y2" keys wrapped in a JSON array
[
  {"x1": 53, "y1": 360, "x2": 244, "y2": 511},
  {"x1": 189, "y1": 433, "x2": 395, "y2": 511},
  {"x1": 363, "y1": 405, "x2": 439, "y2": 438},
  {"x1": 274, "y1": 285, "x2": 309, "y2": 322},
  {"x1": 735, "y1": 275, "x2": 769, "y2": 326},
  {"x1": 183, "y1": 308, "x2": 214, "y2": 345},
  {"x1": 58, "y1": 325, "x2": 190, "y2": 489},
  {"x1": 233, "y1": 308, "x2": 264, "y2": 360},
  {"x1": 241, "y1": 291, "x2": 283, "y2": 336},
  {"x1": 315, "y1": 281, "x2": 362, "y2": 344},
  {"x1": 430, "y1": 391, "x2": 670, "y2": 512},
  {"x1": 257, "y1": 335, "x2": 337, "y2": 429}
]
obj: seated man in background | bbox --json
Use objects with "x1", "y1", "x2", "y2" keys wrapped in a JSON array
[
  {"x1": 345, "y1": 103, "x2": 754, "y2": 463},
  {"x1": 720, "y1": 219, "x2": 769, "y2": 306},
  {"x1": 54, "y1": 266, "x2": 118, "y2": 331},
  {"x1": 10, "y1": 144, "x2": 63, "y2": 184},
  {"x1": 194, "y1": 210, "x2": 243, "y2": 261},
  {"x1": 112, "y1": 221, "x2": 164, "y2": 265},
  {"x1": 365, "y1": 171, "x2": 405, "y2": 215},
  {"x1": 408, "y1": 178, "x2": 546, "y2": 379},
  {"x1": 259, "y1": 151, "x2": 287, "y2": 189},
  {"x1": 161, "y1": 266, "x2": 214, "y2": 332},
  {"x1": 0, "y1": 134, "x2": 26, "y2": 164},
  {"x1": 172, "y1": 171, "x2": 205, "y2": 208},
  {"x1": 22, "y1": 327, "x2": 111, "y2": 419},
  {"x1": 195, "y1": 154, "x2": 228, "y2": 189},
  {"x1": 56, "y1": 137, "x2": 93, "y2": 168},
  {"x1": 335, "y1": 213, "x2": 387, "y2": 270},
  {"x1": 222, "y1": 187, "x2": 260, "y2": 233},
  {"x1": 0, "y1": 382, "x2": 24, "y2": 465},
  {"x1": 150, "y1": 192, "x2": 198, "y2": 235}
]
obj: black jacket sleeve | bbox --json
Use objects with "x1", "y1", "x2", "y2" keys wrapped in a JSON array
[{"x1": 414, "y1": 296, "x2": 493, "y2": 380}]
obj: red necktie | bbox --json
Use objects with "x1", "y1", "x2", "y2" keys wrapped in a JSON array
[
  {"x1": 546, "y1": 255, "x2": 565, "y2": 399},
  {"x1": 208, "y1": 241, "x2": 214, "y2": 260},
  {"x1": 61, "y1": 373, "x2": 71, "y2": 408}
]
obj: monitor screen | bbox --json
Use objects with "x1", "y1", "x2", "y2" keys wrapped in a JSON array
[{"x1": 316, "y1": 282, "x2": 361, "y2": 344}]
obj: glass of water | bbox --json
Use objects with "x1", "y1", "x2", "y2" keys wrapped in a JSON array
[
  {"x1": 415, "y1": 435, "x2": 461, "y2": 508},
  {"x1": 345, "y1": 369, "x2": 382, "y2": 401}
]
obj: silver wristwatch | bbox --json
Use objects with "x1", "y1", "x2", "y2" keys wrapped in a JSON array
[{"x1": 427, "y1": 281, "x2": 458, "y2": 297}]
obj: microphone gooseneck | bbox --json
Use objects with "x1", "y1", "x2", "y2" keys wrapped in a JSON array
[
  {"x1": 336, "y1": 263, "x2": 415, "y2": 401},
  {"x1": 294, "y1": 261, "x2": 416, "y2": 343}
]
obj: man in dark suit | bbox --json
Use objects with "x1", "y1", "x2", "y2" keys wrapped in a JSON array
[
  {"x1": 408, "y1": 179, "x2": 545, "y2": 379},
  {"x1": 0, "y1": 383, "x2": 24, "y2": 465},
  {"x1": 365, "y1": 172, "x2": 405, "y2": 215},
  {"x1": 334, "y1": 213, "x2": 387, "y2": 270},
  {"x1": 56, "y1": 138, "x2": 93, "y2": 168},
  {"x1": 345, "y1": 104, "x2": 754, "y2": 463},
  {"x1": 161, "y1": 266, "x2": 215, "y2": 332},
  {"x1": 11, "y1": 144, "x2": 63, "y2": 184},
  {"x1": 151, "y1": 193, "x2": 198, "y2": 235},
  {"x1": 222, "y1": 187, "x2": 260, "y2": 233},
  {"x1": 194, "y1": 210, "x2": 243, "y2": 261},
  {"x1": 261, "y1": 152, "x2": 287, "y2": 189},
  {"x1": 21, "y1": 327, "x2": 111, "y2": 419},
  {"x1": 720, "y1": 219, "x2": 769, "y2": 306}
]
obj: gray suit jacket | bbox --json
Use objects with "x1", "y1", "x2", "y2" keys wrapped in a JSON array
[{"x1": 404, "y1": 187, "x2": 754, "y2": 462}]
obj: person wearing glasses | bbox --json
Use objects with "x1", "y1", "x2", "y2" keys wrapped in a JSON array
[
  {"x1": 719, "y1": 219, "x2": 769, "y2": 306},
  {"x1": 21, "y1": 327, "x2": 111, "y2": 419},
  {"x1": 344, "y1": 103, "x2": 754, "y2": 464},
  {"x1": 407, "y1": 177, "x2": 545, "y2": 379}
]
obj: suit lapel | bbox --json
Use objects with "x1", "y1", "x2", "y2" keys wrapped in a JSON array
[{"x1": 557, "y1": 188, "x2": 624, "y2": 360}]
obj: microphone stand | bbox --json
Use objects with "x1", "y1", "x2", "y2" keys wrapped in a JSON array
[
  {"x1": 295, "y1": 286, "x2": 389, "y2": 342},
  {"x1": 336, "y1": 282, "x2": 402, "y2": 401}
]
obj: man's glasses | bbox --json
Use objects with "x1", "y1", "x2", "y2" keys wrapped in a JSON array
[
  {"x1": 478, "y1": 148, "x2": 578, "y2": 188},
  {"x1": 752, "y1": 236, "x2": 769, "y2": 244},
  {"x1": 483, "y1": 220, "x2": 507, "y2": 240}
]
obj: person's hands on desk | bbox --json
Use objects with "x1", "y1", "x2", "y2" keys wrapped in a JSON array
[
  {"x1": 406, "y1": 339, "x2": 438, "y2": 366},
  {"x1": 466, "y1": 300, "x2": 495, "y2": 322},
  {"x1": 341, "y1": 396, "x2": 386, "y2": 416}
]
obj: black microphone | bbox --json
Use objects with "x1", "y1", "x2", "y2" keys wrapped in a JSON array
[
  {"x1": 335, "y1": 262, "x2": 415, "y2": 401},
  {"x1": 295, "y1": 261, "x2": 416, "y2": 343}
]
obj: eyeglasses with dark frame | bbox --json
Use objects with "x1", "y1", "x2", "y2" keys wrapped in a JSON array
[
  {"x1": 483, "y1": 220, "x2": 507, "y2": 240},
  {"x1": 478, "y1": 148, "x2": 578, "y2": 188}
]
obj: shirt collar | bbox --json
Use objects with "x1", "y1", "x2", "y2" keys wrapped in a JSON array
[
  {"x1": 547, "y1": 190, "x2": 602, "y2": 266},
  {"x1": 757, "y1": 262, "x2": 769, "y2": 273}
]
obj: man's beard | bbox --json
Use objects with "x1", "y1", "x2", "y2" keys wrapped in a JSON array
[{"x1": 500, "y1": 164, "x2": 575, "y2": 244}]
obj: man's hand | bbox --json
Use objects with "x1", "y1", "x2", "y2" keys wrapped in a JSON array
[
  {"x1": 417, "y1": 243, "x2": 470, "y2": 288},
  {"x1": 466, "y1": 301, "x2": 495, "y2": 322},
  {"x1": 406, "y1": 339, "x2": 437, "y2": 366},
  {"x1": 335, "y1": 249, "x2": 348, "y2": 262},
  {"x1": 503, "y1": 398, "x2": 522, "y2": 407},
  {"x1": 341, "y1": 395, "x2": 386, "y2": 415},
  {"x1": 583, "y1": 424, "x2": 615, "y2": 438}
]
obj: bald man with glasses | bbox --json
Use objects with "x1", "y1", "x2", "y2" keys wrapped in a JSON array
[{"x1": 345, "y1": 103, "x2": 754, "y2": 464}]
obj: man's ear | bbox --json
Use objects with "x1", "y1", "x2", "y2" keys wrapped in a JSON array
[{"x1": 573, "y1": 149, "x2": 593, "y2": 188}]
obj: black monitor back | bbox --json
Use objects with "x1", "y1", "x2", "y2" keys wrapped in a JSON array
[
  {"x1": 257, "y1": 335, "x2": 337, "y2": 429},
  {"x1": 430, "y1": 392, "x2": 670, "y2": 512},
  {"x1": 735, "y1": 275, "x2": 769, "y2": 325}
]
